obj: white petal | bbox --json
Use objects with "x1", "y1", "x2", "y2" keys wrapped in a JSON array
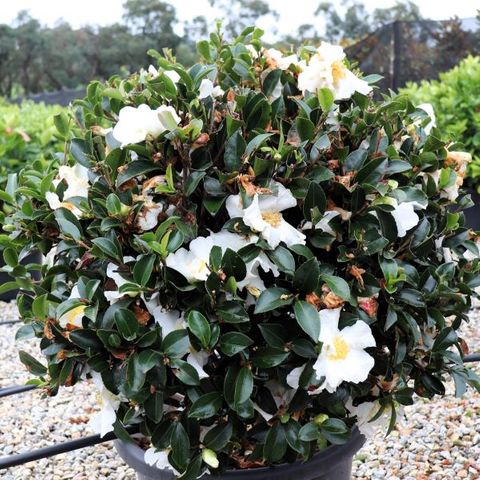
[
  {"x1": 164, "y1": 70, "x2": 181, "y2": 84},
  {"x1": 318, "y1": 307, "x2": 342, "y2": 343},
  {"x1": 225, "y1": 194, "x2": 245, "y2": 218},
  {"x1": 391, "y1": 202, "x2": 419, "y2": 237},
  {"x1": 187, "y1": 350, "x2": 209, "y2": 379},
  {"x1": 152, "y1": 308, "x2": 184, "y2": 337},
  {"x1": 243, "y1": 195, "x2": 269, "y2": 233},
  {"x1": 340, "y1": 321, "x2": 376, "y2": 350},
  {"x1": 286, "y1": 364, "x2": 306, "y2": 390},
  {"x1": 198, "y1": 79, "x2": 214, "y2": 99},
  {"x1": 156, "y1": 105, "x2": 181, "y2": 131}
]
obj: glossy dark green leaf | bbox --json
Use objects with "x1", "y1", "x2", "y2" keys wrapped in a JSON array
[{"x1": 294, "y1": 300, "x2": 320, "y2": 341}]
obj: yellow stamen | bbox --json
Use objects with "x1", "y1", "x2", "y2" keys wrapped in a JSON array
[
  {"x1": 262, "y1": 211, "x2": 282, "y2": 227},
  {"x1": 327, "y1": 336, "x2": 349, "y2": 361},
  {"x1": 332, "y1": 61, "x2": 346, "y2": 84}
]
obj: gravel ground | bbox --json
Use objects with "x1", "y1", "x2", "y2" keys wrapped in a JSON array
[{"x1": 0, "y1": 301, "x2": 479, "y2": 480}]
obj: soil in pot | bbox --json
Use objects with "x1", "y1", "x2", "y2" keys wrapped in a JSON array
[{"x1": 115, "y1": 429, "x2": 365, "y2": 480}]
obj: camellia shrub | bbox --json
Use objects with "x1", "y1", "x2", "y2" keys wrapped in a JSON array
[
  {"x1": 401, "y1": 56, "x2": 480, "y2": 185},
  {"x1": 3, "y1": 26, "x2": 480, "y2": 478}
]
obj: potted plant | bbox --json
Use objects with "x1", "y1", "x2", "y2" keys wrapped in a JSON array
[{"x1": 4, "y1": 26, "x2": 480, "y2": 480}]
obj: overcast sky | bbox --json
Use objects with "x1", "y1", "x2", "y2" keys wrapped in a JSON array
[{"x1": 1, "y1": 0, "x2": 478, "y2": 39}]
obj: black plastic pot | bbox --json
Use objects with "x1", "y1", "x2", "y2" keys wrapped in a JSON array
[
  {"x1": 115, "y1": 429, "x2": 365, "y2": 480},
  {"x1": 464, "y1": 187, "x2": 480, "y2": 231},
  {"x1": 0, "y1": 250, "x2": 42, "y2": 302}
]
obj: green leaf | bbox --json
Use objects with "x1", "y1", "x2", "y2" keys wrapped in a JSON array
[
  {"x1": 320, "y1": 418, "x2": 350, "y2": 444},
  {"x1": 54, "y1": 208, "x2": 83, "y2": 241},
  {"x1": 144, "y1": 391, "x2": 164, "y2": 422},
  {"x1": 234, "y1": 367, "x2": 254, "y2": 407},
  {"x1": 114, "y1": 308, "x2": 139, "y2": 341},
  {"x1": 170, "y1": 422, "x2": 191, "y2": 470},
  {"x1": 171, "y1": 359, "x2": 201, "y2": 386},
  {"x1": 295, "y1": 117, "x2": 315, "y2": 142},
  {"x1": 185, "y1": 171, "x2": 206, "y2": 196},
  {"x1": 69, "y1": 329, "x2": 104, "y2": 350},
  {"x1": 221, "y1": 248, "x2": 246, "y2": 281},
  {"x1": 3, "y1": 248, "x2": 18, "y2": 268},
  {"x1": 127, "y1": 354, "x2": 146, "y2": 391},
  {"x1": 321, "y1": 275, "x2": 352, "y2": 302},
  {"x1": 303, "y1": 182, "x2": 326, "y2": 220},
  {"x1": 187, "y1": 310, "x2": 211, "y2": 348},
  {"x1": 19, "y1": 351, "x2": 47, "y2": 376},
  {"x1": 294, "y1": 300, "x2": 320, "y2": 341},
  {"x1": 53, "y1": 112, "x2": 69, "y2": 137},
  {"x1": 293, "y1": 257, "x2": 320, "y2": 293},
  {"x1": 92, "y1": 237, "x2": 123, "y2": 263},
  {"x1": 254, "y1": 287, "x2": 293, "y2": 314},
  {"x1": 263, "y1": 422, "x2": 287, "y2": 462},
  {"x1": 216, "y1": 301, "x2": 249, "y2": 323},
  {"x1": 268, "y1": 246, "x2": 295, "y2": 275},
  {"x1": 262, "y1": 69, "x2": 282, "y2": 97},
  {"x1": 133, "y1": 255, "x2": 156, "y2": 286},
  {"x1": 203, "y1": 422, "x2": 233, "y2": 450},
  {"x1": 318, "y1": 87, "x2": 334, "y2": 112},
  {"x1": 196, "y1": 40, "x2": 211, "y2": 61},
  {"x1": 299, "y1": 423, "x2": 320, "y2": 441},
  {"x1": 245, "y1": 133, "x2": 274, "y2": 157},
  {"x1": 162, "y1": 329, "x2": 190, "y2": 357},
  {"x1": 188, "y1": 392, "x2": 222, "y2": 419},
  {"x1": 224, "y1": 130, "x2": 246, "y2": 172},
  {"x1": 252, "y1": 347, "x2": 289, "y2": 368},
  {"x1": 219, "y1": 332, "x2": 253, "y2": 356}
]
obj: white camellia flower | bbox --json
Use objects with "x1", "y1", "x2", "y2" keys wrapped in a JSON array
[
  {"x1": 297, "y1": 42, "x2": 371, "y2": 100},
  {"x1": 390, "y1": 201, "x2": 422, "y2": 238},
  {"x1": 265, "y1": 48, "x2": 299, "y2": 70},
  {"x1": 148, "y1": 65, "x2": 181, "y2": 85},
  {"x1": 198, "y1": 79, "x2": 224, "y2": 99},
  {"x1": 104, "y1": 256, "x2": 136, "y2": 304},
  {"x1": 45, "y1": 164, "x2": 90, "y2": 219},
  {"x1": 313, "y1": 307, "x2": 375, "y2": 393},
  {"x1": 226, "y1": 182, "x2": 306, "y2": 249},
  {"x1": 286, "y1": 364, "x2": 323, "y2": 395},
  {"x1": 135, "y1": 195, "x2": 163, "y2": 231},
  {"x1": 303, "y1": 210, "x2": 340, "y2": 235},
  {"x1": 345, "y1": 399, "x2": 405, "y2": 438},
  {"x1": 58, "y1": 284, "x2": 86, "y2": 328},
  {"x1": 144, "y1": 448, "x2": 179, "y2": 474},
  {"x1": 112, "y1": 104, "x2": 181, "y2": 147},
  {"x1": 166, "y1": 230, "x2": 279, "y2": 291},
  {"x1": 88, "y1": 372, "x2": 121, "y2": 438},
  {"x1": 165, "y1": 237, "x2": 211, "y2": 283},
  {"x1": 151, "y1": 308, "x2": 186, "y2": 337}
]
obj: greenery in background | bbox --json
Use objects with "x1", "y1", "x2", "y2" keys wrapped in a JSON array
[
  {"x1": 0, "y1": 100, "x2": 64, "y2": 223},
  {"x1": 401, "y1": 56, "x2": 480, "y2": 186},
  {"x1": 0, "y1": 0, "x2": 453, "y2": 97},
  {"x1": 2, "y1": 24, "x2": 479, "y2": 478}
]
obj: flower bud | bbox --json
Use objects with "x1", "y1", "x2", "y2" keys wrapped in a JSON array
[
  {"x1": 202, "y1": 448, "x2": 219, "y2": 469},
  {"x1": 313, "y1": 413, "x2": 329, "y2": 425}
]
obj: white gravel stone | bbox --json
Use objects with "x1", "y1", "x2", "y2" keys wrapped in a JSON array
[{"x1": 0, "y1": 301, "x2": 479, "y2": 479}]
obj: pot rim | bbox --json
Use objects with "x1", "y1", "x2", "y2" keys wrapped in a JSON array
[{"x1": 115, "y1": 428, "x2": 365, "y2": 479}]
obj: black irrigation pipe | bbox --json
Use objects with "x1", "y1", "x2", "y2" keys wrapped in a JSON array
[
  {"x1": 0, "y1": 425, "x2": 139, "y2": 470},
  {"x1": 0, "y1": 319, "x2": 22, "y2": 326},
  {"x1": 0, "y1": 384, "x2": 37, "y2": 398}
]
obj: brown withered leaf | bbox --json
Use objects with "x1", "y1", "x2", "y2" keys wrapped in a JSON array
[
  {"x1": 306, "y1": 292, "x2": 322, "y2": 310},
  {"x1": 142, "y1": 175, "x2": 167, "y2": 194},
  {"x1": 227, "y1": 89, "x2": 235, "y2": 102},
  {"x1": 238, "y1": 174, "x2": 272, "y2": 197},
  {"x1": 349, "y1": 265, "x2": 366, "y2": 289},
  {"x1": 192, "y1": 133, "x2": 210, "y2": 149},
  {"x1": 133, "y1": 304, "x2": 151, "y2": 326},
  {"x1": 119, "y1": 179, "x2": 137, "y2": 192}
]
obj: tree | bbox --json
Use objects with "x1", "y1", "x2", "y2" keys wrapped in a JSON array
[{"x1": 209, "y1": 0, "x2": 279, "y2": 38}]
